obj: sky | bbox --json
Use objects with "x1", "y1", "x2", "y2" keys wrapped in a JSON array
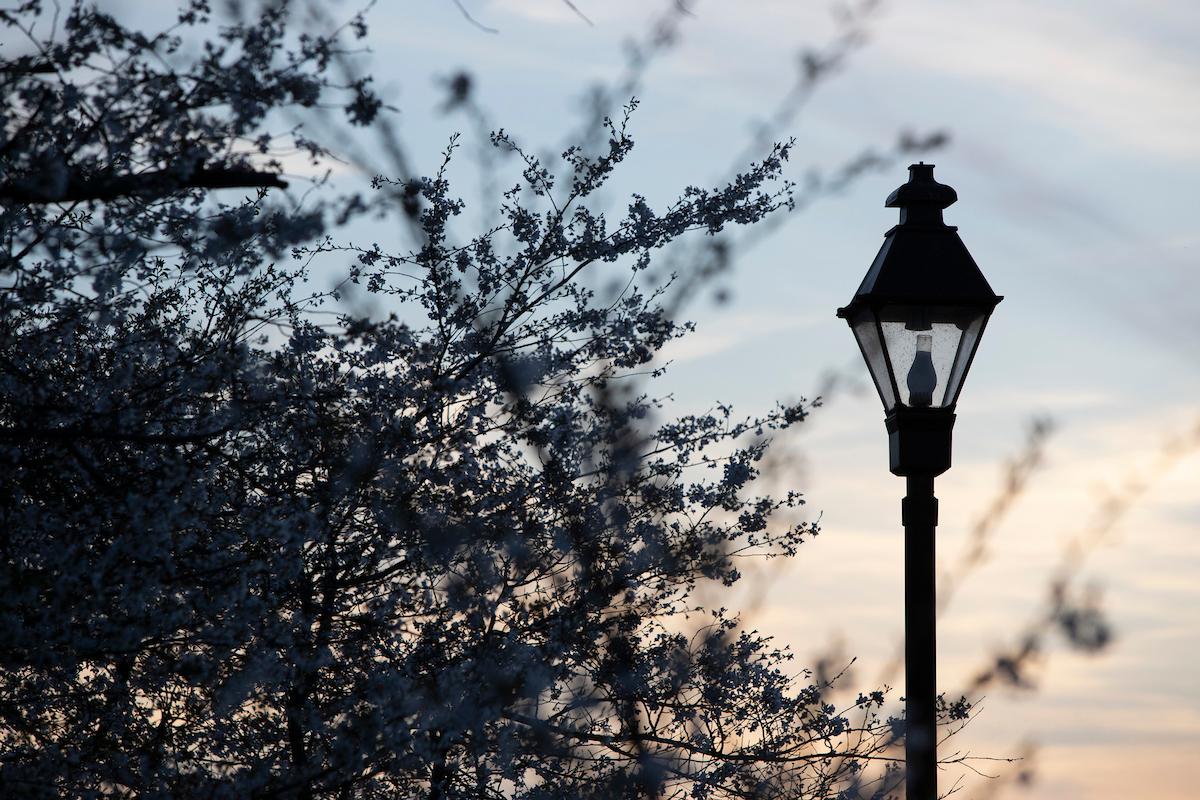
[
  {"x1": 349, "y1": 1, "x2": 1200, "y2": 796},
  {"x1": 111, "y1": 0, "x2": 1200, "y2": 795}
]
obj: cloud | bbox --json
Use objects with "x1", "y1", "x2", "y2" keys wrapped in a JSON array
[
  {"x1": 654, "y1": 310, "x2": 822, "y2": 365},
  {"x1": 484, "y1": 0, "x2": 619, "y2": 26},
  {"x1": 879, "y1": 1, "x2": 1200, "y2": 159}
]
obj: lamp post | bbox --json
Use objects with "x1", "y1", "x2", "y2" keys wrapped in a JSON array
[{"x1": 836, "y1": 164, "x2": 1001, "y2": 800}]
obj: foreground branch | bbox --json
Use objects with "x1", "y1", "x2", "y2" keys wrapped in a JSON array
[{"x1": 0, "y1": 165, "x2": 288, "y2": 204}]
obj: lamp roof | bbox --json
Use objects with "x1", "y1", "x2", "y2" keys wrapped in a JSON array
[{"x1": 838, "y1": 164, "x2": 1002, "y2": 316}]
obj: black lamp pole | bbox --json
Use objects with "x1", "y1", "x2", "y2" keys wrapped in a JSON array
[
  {"x1": 891, "y1": 411, "x2": 953, "y2": 800},
  {"x1": 836, "y1": 164, "x2": 1001, "y2": 800},
  {"x1": 904, "y1": 473, "x2": 937, "y2": 799}
]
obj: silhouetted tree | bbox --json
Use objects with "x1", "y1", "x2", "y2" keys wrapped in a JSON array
[{"x1": 0, "y1": 2, "x2": 951, "y2": 797}]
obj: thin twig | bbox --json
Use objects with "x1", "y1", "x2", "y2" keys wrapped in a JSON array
[
  {"x1": 452, "y1": 0, "x2": 498, "y2": 34},
  {"x1": 560, "y1": 0, "x2": 594, "y2": 27}
]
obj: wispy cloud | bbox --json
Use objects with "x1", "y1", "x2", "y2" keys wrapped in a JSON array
[
  {"x1": 880, "y1": 1, "x2": 1200, "y2": 159},
  {"x1": 654, "y1": 310, "x2": 822, "y2": 365}
]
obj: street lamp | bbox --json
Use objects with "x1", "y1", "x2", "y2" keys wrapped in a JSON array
[{"x1": 836, "y1": 163, "x2": 1001, "y2": 800}]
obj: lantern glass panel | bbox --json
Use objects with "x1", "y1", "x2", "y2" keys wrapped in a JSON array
[
  {"x1": 878, "y1": 305, "x2": 983, "y2": 409},
  {"x1": 943, "y1": 312, "x2": 986, "y2": 405},
  {"x1": 849, "y1": 308, "x2": 896, "y2": 410}
]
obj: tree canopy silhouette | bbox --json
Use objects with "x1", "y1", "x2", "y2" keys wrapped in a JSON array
[{"x1": 0, "y1": 2, "x2": 926, "y2": 797}]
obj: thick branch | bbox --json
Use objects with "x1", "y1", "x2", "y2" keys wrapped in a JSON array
[{"x1": 0, "y1": 165, "x2": 288, "y2": 204}]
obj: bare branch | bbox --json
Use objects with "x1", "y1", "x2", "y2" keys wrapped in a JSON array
[
  {"x1": 560, "y1": 0, "x2": 595, "y2": 27},
  {"x1": 451, "y1": 0, "x2": 499, "y2": 34}
]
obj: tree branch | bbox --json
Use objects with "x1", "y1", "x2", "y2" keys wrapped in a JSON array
[{"x1": 0, "y1": 165, "x2": 288, "y2": 204}]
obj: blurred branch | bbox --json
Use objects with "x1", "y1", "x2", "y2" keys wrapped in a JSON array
[
  {"x1": 737, "y1": 0, "x2": 885, "y2": 169},
  {"x1": 0, "y1": 56, "x2": 57, "y2": 75},
  {"x1": 939, "y1": 417, "x2": 1055, "y2": 614},
  {"x1": 735, "y1": 129, "x2": 949, "y2": 255},
  {"x1": 451, "y1": 0, "x2": 498, "y2": 34},
  {"x1": 968, "y1": 414, "x2": 1200, "y2": 693},
  {"x1": 0, "y1": 165, "x2": 287, "y2": 204},
  {"x1": 560, "y1": 0, "x2": 595, "y2": 27}
]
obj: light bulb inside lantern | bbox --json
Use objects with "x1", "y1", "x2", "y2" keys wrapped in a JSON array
[{"x1": 907, "y1": 333, "x2": 936, "y2": 407}]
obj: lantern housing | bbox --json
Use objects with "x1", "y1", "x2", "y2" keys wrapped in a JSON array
[{"x1": 837, "y1": 164, "x2": 1001, "y2": 475}]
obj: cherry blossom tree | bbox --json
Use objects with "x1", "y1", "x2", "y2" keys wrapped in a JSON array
[{"x1": 0, "y1": 2, "x2": 933, "y2": 797}]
